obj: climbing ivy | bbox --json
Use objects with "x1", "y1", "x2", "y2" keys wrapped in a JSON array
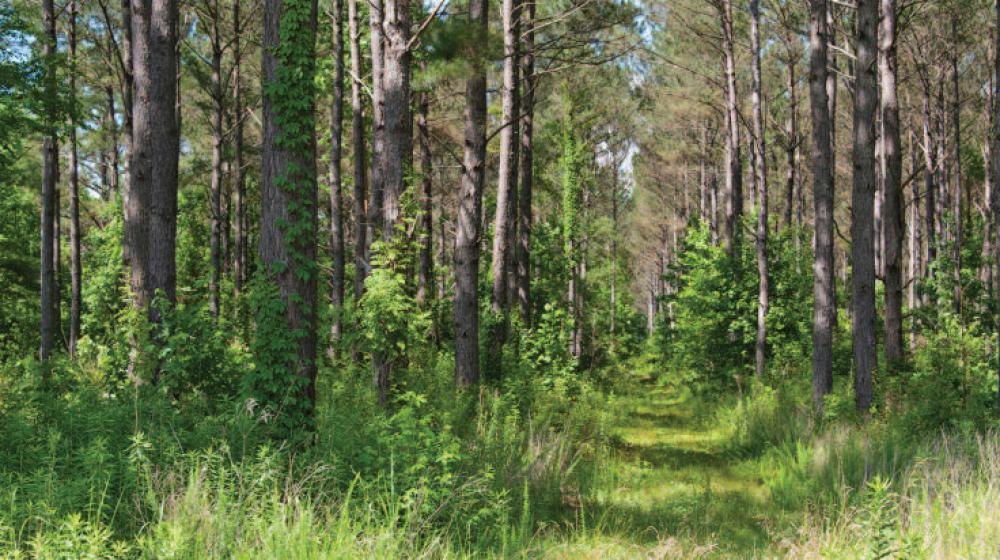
[{"x1": 248, "y1": 0, "x2": 319, "y2": 437}]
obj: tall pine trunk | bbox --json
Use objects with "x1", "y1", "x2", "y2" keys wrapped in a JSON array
[
  {"x1": 751, "y1": 0, "x2": 768, "y2": 377},
  {"x1": 233, "y1": 0, "x2": 247, "y2": 295},
  {"x1": 348, "y1": 0, "x2": 367, "y2": 302},
  {"x1": 40, "y1": 0, "x2": 59, "y2": 364},
  {"x1": 852, "y1": 0, "x2": 878, "y2": 414},
  {"x1": 329, "y1": 0, "x2": 346, "y2": 353},
  {"x1": 719, "y1": 0, "x2": 742, "y2": 257},
  {"x1": 68, "y1": 0, "x2": 82, "y2": 356},
  {"x1": 209, "y1": 0, "x2": 223, "y2": 317},
  {"x1": 259, "y1": 0, "x2": 320, "y2": 420},
  {"x1": 808, "y1": 0, "x2": 835, "y2": 412},
  {"x1": 880, "y1": 0, "x2": 904, "y2": 365},
  {"x1": 516, "y1": 0, "x2": 535, "y2": 327},
  {"x1": 488, "y1": 0, "x2": 521, "y2": 378},
  {"x1": 416, "y1": 90, "x2": 433, "y2": 306},
  {"x1": 455, "y1": 0, "x2": 488, "y2": 388},
  {"x1": 128, "y1": 0, "x2": 180, "y2": 382}
]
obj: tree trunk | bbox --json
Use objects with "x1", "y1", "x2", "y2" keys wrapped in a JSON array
[
  {"x1": 363, "y1": 0, "x2": 385, "y2": 281},
  {"x1": 233, "y1": 0, "x2": 247, "y2": 295},
  {"x1": 348, "y1": 0, "x2": 367, "y2": 302},
  {"x1": 259, "y1": 0, "x2": 320, "y2": 419},
  {"x1": 416, "y1": 90, "x2": 433, "y2": 306},
  {"x1": 852, "y1": 0, "x2": 878, "y2": 414},
  {"x1": 783, "y1": 35, "x2": 798, "y2": 229},
  {"x1": 40, "y1": 0, "x2": 59, "y2": 364},
  {"x1": 808, "y1": 0, "x2": 835, "y2": 412},
  {"x1": 921, "y1": 77, "x2": 937, "y2": 283},
  {"x1": 880, "y1": 0, "x2": 904, "y2": 365},
  {"x1": 751, "y1": 0, "x2": 768, "y2": 377},
  {"x1": 952, "y1": 16, "x2": 963, "y2": 316},
  {"x1": 991, "y1": 0, "x2": 1000, "y2": 416},
  {"x1": 372, "y1": 0, "x2": 412, "y2": 405},
  {"x1": 454, "y1": 0, "x2": 488, "y2": 388},
  {"x1": 516, "y1": 0, "x2": 535, "y2": 327},
  {"x1": 68, "y1": 0, "x2": 82, "y2": 356},
  {"x1": 329, "y1": 0, "x2": 346, "y2": 353},
  {"x1": 491, "y1": 0, "x2": 520, "y2": 316},
  {"x1": 381, "y1": 0, "x2": 411, "y2": 238},
  {"x1": 719, "y1": 0, "x2": 743, "y2": 257},
  {"x1": 209, "y1": 0, "x2": 223, "y2": 318}
]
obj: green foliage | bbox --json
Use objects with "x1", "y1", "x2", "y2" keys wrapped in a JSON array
[
  {"x1": 899, "y1": 314, "x2": 996, "y2": 433},
  {"x1": 249, "y1": 0, "x2": 321, "y2": 433},
  {"x1": 246, "y1": 273, "x2": 313, "y2": 438},
  {"x1": 657, "y1": 223, "x2": 813, "y2": 393},
  {"x1": 0, "y1": 180, "x2": 39, "y2": 361}
]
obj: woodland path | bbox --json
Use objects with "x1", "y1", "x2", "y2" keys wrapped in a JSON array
[{"x1": 549, "y1": 378, "x2": 786, "y2": 558}]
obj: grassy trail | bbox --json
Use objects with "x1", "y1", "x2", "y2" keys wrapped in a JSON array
[{"x1": 542, "y1": 379, "x2": 786, "y2": 558}]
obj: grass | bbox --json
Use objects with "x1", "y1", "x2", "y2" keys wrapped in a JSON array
[{"x1": 4, "y1": 367, "x2": 1000, "y2": 558}]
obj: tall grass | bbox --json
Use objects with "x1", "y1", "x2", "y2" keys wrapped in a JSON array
[{"x1": 780, "y1": 431, "x2": 1000, "y2": 559}]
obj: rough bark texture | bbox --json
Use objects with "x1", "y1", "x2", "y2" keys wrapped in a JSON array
[
  {"x1": 260, "y1": 0, "x2": 320, "y2": 412},
  {"x1": 40, "y1": 0, "x2": 58, "y2": 364},
  {"x1": 348, "y1": 0, "x2": 367, "y2": 302},
  {"x1": 751, "y1": 0, "x2": 768, "y2": 377},
  {"x1": 380, "y1": 0, "x2": 411, "y2": 237},
  {"x1": 209, "y1": 0, "x2": 223, "y2": 317},
  {"x1": 516, "y1": 0, "x2": 535, "y2": 327},
  {"x1": 68, "y1": 0, "x2": 82, "y2": 356},
  {"x1": 128, "y1": 0, "x2": 180, "y2": 326},
  {"x1": 491, "y1": 0, "x2": 521, "y2": 317},
  {"x1": 454, "y1": 0, "x2": 488, "y2": 388},
  {"x1": 852, "y1": 0, "x2": 878, "y2": 414},
  {"x1": 952, "y1": 17, "x2": 963, "y2": 315},
  {"x1": 329, "y1": 0, "x2": 346, "y2": 350},
  {"x1": 364, "y1": 0, "x2": 384, "y2": 280},
  {"x1": 921, "y1": 77, "x2": 938, "y2": 280},
  {"x1": 808, "y1": 0, "x2": 835, "y2": 412},
  {"x1": 783, "y1": 35, "x2": 798, "y2": 229},
  {"x1": 880, "y1": 0, "x2": 904, "y2": 365},
  {"x1": 416, "y1": 90, "x2": 433, "y2": 306},
  {"x1": 992, "y1": 0, "x2": 1000, "y2": 416},
  {"x1": 233, "y1": 0, "x2": 247, "y2": 295},
  {"x1": 719, "y1": 0, "x2": 743, "y2": 257}
]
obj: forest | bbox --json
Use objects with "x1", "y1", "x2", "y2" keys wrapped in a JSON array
[{"x1": 2, "y1": 0, "x2": 1000, "y2": 557}]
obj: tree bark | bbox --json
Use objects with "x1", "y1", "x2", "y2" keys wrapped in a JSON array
[
  {"x1": 783, "y1": 36, "x2": 798, "y2": 230},
  {"x1": 128, "y1": 0, "x2": 180, "y2": 315},
  {"x1": 808, "y1": 0, "x2": 835, "y2": 412},
  {"x1": 260, "y1": 0, "x2": 320, "y2": 416},
  {"x1": 416, "y1": 90, "x2": 433, "y2": 306},
  {"x1": 852, "y1": 0, "x2": 878, "y2": 414},
  {"x1": 951, "y1": 16, "x2": 963, "y2": 316},
  {"x1": 380, "y1": 0, "x2": 411, "y2": 238},
  {"x1": 455, "y1": 0, "x2": 488, "y2": 388},
  {"x1": 720, "y1": 0, "x2": 743, "y2": 258},
  {"x1": 880, "y1": 0, "x2": 904, "y2": 365},
  {"x1": 329, "y1": 0, "x2": 346, "y2": 352},
  {"x1": 233, "y1": 0, "x2": 247, "y2": 295},
  {"x1": 209, "y1": 0, "x2": 224, "y2": 318},
  {"x1": 491, "y1": 0, "x2": 520, "y2": 316},
  {"x1": 991, "y1": 0, "x2": 1000, "y2": 416},
  {"x1": 751, "y1": 0, "x2": 768, "y2": 377},
  {"x1": 363, "y1": 0, "x2": 385, "y2": 281},
  {"x1": 516, "y1": 0, "x2": 535, "y2": 327},
  {"x1": 40, "y1": 0, "x2": 59, "y2": 364},
  {"x1": 68, "y1": 0, "x2": 82, "y2": 356},
  {"x1": 348, "y1": 0, "x2": 367, "y2": 302},
  {"x1": 921, "y1": 75, "x2": 937, "y2": 282}
]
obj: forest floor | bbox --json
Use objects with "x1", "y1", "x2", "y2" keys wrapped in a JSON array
[{"x1": 540, "y1": 376, "x2": 791, "y2": 558}]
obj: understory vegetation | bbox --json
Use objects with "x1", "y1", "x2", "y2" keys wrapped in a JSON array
[{"x1": 6, "y1": 0, "x2": 1000, "y2": 557}]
